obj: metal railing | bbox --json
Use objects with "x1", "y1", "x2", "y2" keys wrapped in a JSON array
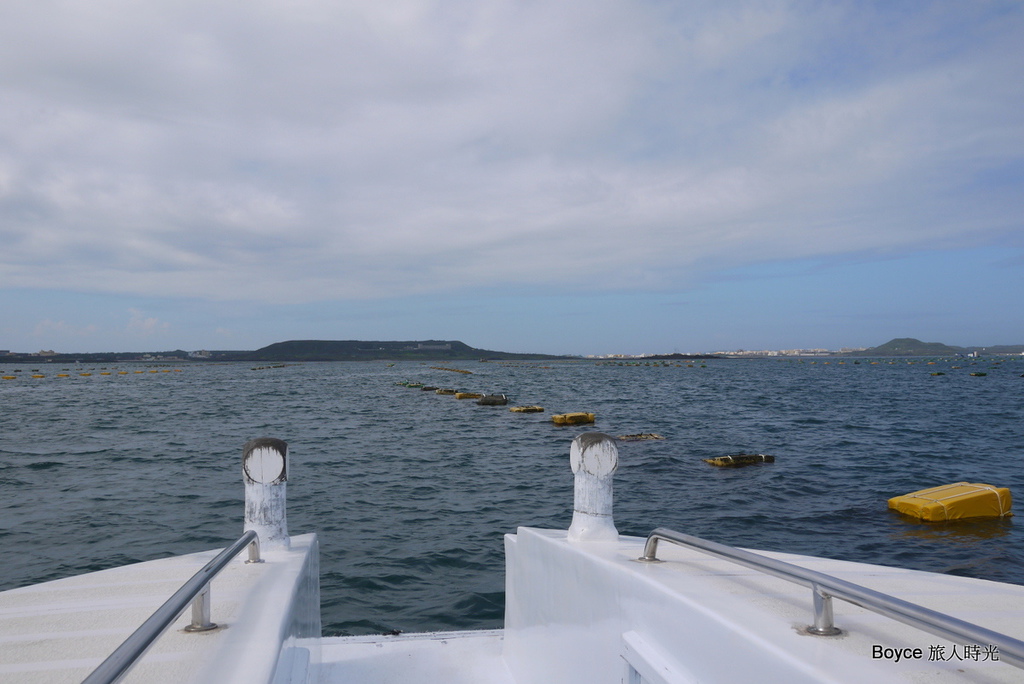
[
  {"x1": 82, "y1": 530, "x2": 263, "y2": 684},
  {"x1": 638, "y1": 527, "x2": 1024, "y2": 669}
]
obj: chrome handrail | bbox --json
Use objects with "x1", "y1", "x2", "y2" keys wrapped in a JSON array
[
  {"x1": 82, "y1": 530, "x2": 263, "y2": 684},
  {"x1": 639, "y1": 527, "x2": 1024, "y2": 669}
]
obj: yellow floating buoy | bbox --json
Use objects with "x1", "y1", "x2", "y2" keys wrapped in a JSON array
[
  {"x1": 888, "y1": 482, "x2": 1012, "y2": 521},
  {"x1": 703, "y1": 454, "x2": 774, "y2": 467},
  {"x1": 2, "y1": 376, "x2": 16, "y2": 380},
  {"x1": 56, "y1": 374, "x2": 69, "y2": 378},
  {"x1": 455, "y1": 392, "x2": 483, "y2": 399},
  {"x1": 32, "y1": 374, "x2": 45, "y2": 378},
  {"x1": 80, "y1": 373, "x2": 92, "y2": 376},
  {"x1": 100, "y1": 372, "x2": 111, "y2": 375},
  {"x1": 510, "y1": 406, "x2": 544, "y2": 413},
  {"x1": 552, "y1": 412, "x2": 595, "y2": 425}
]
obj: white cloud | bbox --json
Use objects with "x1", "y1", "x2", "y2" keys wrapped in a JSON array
[
  {"x1": 126, "y1": 308, "x2": 169, "y2": 336},
  {"x1": 0, "y1": 1, "x2": 1021, "y2": 306}
]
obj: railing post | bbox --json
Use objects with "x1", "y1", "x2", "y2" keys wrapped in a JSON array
[
  {"x1": 808, "y1": 585, "x2": 841, "y2": 636},
  {"x1": 243, "y1": 437, "x2": 289, "y2": 550},
  {"x1": 183, "y1": 585, "x2": 217, "y2": 632},
  {"x1": 567, "y1": 432, "x2": 619, "y2": 542}
]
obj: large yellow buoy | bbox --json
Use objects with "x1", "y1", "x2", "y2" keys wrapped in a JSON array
[{"x1": 888, "y1": 482, "x2": 1012, "y2": 521}]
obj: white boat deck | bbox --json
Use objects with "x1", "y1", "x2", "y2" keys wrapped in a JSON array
[
  {"x1": 502, "y1": 528, "x2": 1024, "y2": 684},
  {"x1": 0, "y1": 534, "x2": 319, "y2": 684},
  {"x1": 2, "y1": 527, "x2": 1023, "y2": 684}
]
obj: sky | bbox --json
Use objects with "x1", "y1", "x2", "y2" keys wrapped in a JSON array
[{"x1": 1, "y1": 1, "x2": 1022, "y2": 356}]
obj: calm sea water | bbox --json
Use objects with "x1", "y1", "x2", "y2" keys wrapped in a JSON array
[{"x1": 2, "y1": 357, "x2": 1023, "y2": 636}]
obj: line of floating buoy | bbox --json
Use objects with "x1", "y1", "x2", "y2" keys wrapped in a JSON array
[
  {"x1": 598, "y1": 361, "x2": 707, "y2": 368},
  {"x1": 398, "y1": 373, "x2": 620, "y2": 424},
  {"x1": 430, "y1": 366, "x2": 473, "y2": 374},
  {"x1": 1, "y1": 368, "x2": 183, "y2": 379}
]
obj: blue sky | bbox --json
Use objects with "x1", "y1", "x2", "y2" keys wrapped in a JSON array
[{"x1": 1, "y1": 1, "x2": 1022, "y2": 356}]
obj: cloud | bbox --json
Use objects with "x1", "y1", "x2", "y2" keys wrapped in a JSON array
[
  {"x1": 0, "y1": 1, "x2": 1021, "y2": 306},
  {"x1": 126, "y1": 308, "x2": 170, "y2": 337}
]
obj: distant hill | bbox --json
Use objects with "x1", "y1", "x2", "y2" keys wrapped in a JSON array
[
  {"x1": 846, "y1": 338, "x2": 1024, "y2": 357},
  {"x1": 862, "y1": 338, "x2": 962, "y2": 356},
  {"x1": 212, "y1": 340, "x2": 570, "y2": 362}
]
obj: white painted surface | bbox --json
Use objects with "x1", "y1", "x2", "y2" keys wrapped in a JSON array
[
  {"x1": 317, "y1": 631, "x2": 513, "y2": 684},
  {"x1": 502, "y1": 528, "x2": 1024, "y2": 684},
  {"x1": 567, "y1": 433, "x2": 619, "y2": 543},
  {"x1": 244, "y1": 444, "x2": 290, "y2": 550},
  {"x1": 0, "y1": 534, "x2": 319, "y2": 684},
  {"x1": 245, "y1": 447, "x2": 286, "y2": 484}
]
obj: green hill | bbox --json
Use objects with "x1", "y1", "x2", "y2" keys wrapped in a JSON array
[
  {"x1": 866, "y1": 338, "x2": 962, "y2": 356},
  {"x1": 215, "y1": 339, "x2": 569, "y2": 362},
  {"x1": 845, "y1": 338, "x2": 1024, "y2": 357}
]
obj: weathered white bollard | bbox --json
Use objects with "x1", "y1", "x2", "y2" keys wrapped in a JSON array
[
  {"x1": 243, "y1": 437, "x2": 290, "y2": 550},
  {"x1": 567, "y1": 432, "x2": 619, "y2": 543}
]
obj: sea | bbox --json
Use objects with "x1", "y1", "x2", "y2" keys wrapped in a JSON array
[{"x1": 1, "y1": 357, "x2": 1023, "y2": 636}]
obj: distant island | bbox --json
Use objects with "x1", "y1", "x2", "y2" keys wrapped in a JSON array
[
  {"x1": 3, "y1": 337, "x2": 1023, "y2": 364},
  {"x1": 0, "y1": 340, "x2": 572, "y2": 364}
]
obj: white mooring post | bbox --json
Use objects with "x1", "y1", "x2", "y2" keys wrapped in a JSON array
[
  {"x1": 567, "y1": 432, "x2": 619, "y2": 543},
  {"x1": 243, "y1": 437, "x2": 290, "y2": 550}
]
